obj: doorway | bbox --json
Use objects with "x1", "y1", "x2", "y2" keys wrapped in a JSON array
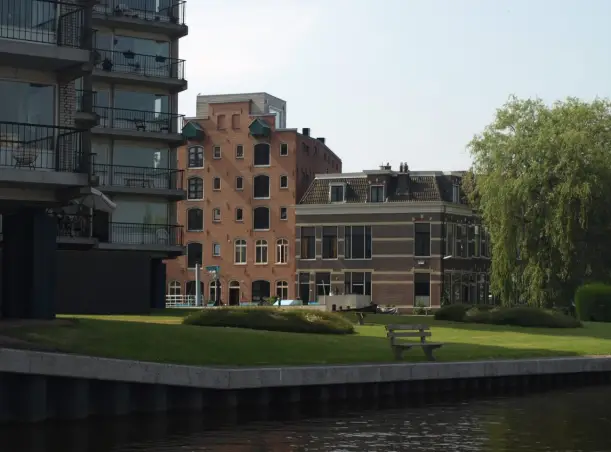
[
  {"x1": 229, "y1": 281, "x2": 240, "y2": 306},
  {"x1": 252, "y1": 280, "x2": 270, "y2": 303}
]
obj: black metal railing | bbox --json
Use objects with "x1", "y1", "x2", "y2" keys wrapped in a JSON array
[
  {"x1": 93, "y1": 106, "x2": 184, "y2": 134},
  {"x1": 0, "y1": 0, "x2": 87, "y2": 48},
  {"x1": 93, "y1": 0, "x2": 186, "y2": 26},
  {"x1": 0, "y1": 122, "x2": 85, "y2": 172},
  {"x1": 107, "y1": 222, "x2": 183, "y2": 246},
  {"x1": 76, "y1": 89, "x2": 97, "y2": 113},
  {"x1": 56, "y1": 215, "x2": 93, "y2": 239},
  {"x1": 93, "y1": 48, "x2": 185, "y2": 80},
  {"x1": 93, "y1": 163, "x2": 184, "y2": 190}
]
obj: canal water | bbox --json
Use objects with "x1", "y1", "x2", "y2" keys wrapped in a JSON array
[{"x1": 1, "y1": 385, "x2": 610, "y2": 451}]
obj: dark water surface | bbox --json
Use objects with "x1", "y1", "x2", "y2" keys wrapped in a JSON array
[{"x1": 2, "y1": 386, "x2": 611, "y2": 452}]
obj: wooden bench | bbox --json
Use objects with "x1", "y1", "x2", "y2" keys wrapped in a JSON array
[{"x1": 385, "y1": 324, "x2": 444, "y2": 361}]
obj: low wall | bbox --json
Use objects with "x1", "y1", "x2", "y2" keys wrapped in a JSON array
[{"x1": 0, "y1": 348, "x2": 610, "y2": 423}]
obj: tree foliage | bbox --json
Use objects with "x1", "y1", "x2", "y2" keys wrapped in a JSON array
[{"x1": 468, "y1": 96, "x2": 611, "y2": 307}]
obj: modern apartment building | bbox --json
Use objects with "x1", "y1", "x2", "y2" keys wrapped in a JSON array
[
  {"x1": 165, "y1": 93, "x2": 341, "y2": 305},
  {"x1": 295, "y1": 164, "x2": 490, "y2": 311},
  {"x1": 0, "y1": 0, "x2": 188, "y2": 317}
]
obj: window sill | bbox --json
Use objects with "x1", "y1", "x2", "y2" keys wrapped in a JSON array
[
  {"x1": 275, "y1": 262, "x2": 288, "y2": 265},
  {"x1": 188, "y1": 166, "x2": 204, "y2": 170},
  {"x1": 234, "y1": 262, "x2": 247, "y2": 266},
  {"x1": 280, "y1": 187, "x2": 288, "y2": 190},
  {"x1": 212, "y1": 189, "x2": 221, "y2": 192},
  {"x1": 280, "y1": 153, "x2": 288, "y2": 157},
  {"x1": 253, "y1": 164, "x2": 271, "y2": 168},
  {"x1": 299, "y1": 258, "x2": 317, "y2": 261},
  {"x1": 254, "y1": 263, "x2": 268, "y2": 266},
  {"x1": 322, "y1": 257, "x2": 339, "y2": 260},
  {"x1": 187, "y1": 198, "x2": 204, "y2": 201},
  {"x1": 187, "y1": 229, "x2": 204, "y2": 233},
  {"x1": 212, "y1": 220, "x2": 221, "y2": 223},
  {"x1": 253, "y1": 229, "x2": 270, "y2": 232},
  {"x1": 253, "y1": 197, "x2": 271, "y2": 200},
  {"x1": 343, "y1": 258, "x2": 373, "y2": 261}
]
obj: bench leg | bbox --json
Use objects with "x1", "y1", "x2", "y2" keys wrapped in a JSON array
[
  {"x1": 392, "y1": 346, "x2": 403, "y2": 360},
  {"x1": 422, "y1": 347, "x2": 436, "y2": 362}
]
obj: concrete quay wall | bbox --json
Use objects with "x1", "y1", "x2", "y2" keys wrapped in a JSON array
[{"x1": 0, "y1": 348, "x2": 610, "y2": 423}]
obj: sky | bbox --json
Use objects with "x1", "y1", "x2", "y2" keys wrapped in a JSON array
[{"x1": 179, "y1": 0, "x2": 611, "y2": 173}]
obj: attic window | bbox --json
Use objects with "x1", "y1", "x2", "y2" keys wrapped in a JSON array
[
  {"x1": 329, "y1": 184, "x2": 345, "y2": 203},
  {"x1": 452, "y1": 184, "x2": 460, "y2": 203},
  {"x1": 370, "y1": 185, "x2": 384, "y2": 203}
]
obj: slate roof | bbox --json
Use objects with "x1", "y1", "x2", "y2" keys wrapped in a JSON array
[{"x1": 299, "y1": 171, "x2": 466, "y2": 205}]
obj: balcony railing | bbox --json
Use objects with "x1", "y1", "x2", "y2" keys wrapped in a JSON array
[
  {"x1": 94, "y1": 0, "x2": 186, "y2": 26},
  {"x1": 93, "y1": 163, "x2": 184, "y2": 190},
  {"x1": 0, "y1": 0, "x2": 88, "y2": 48},
  {"x1": 93, "y1": 48, "x2": 185, "y2": 80},
  {"x1": 76, "y1": 89, "x2": 97, "y2": 113},
  {"x1": 106, "y1": 222, "x2": 183, "y2": 246},
  {"x1": 0, "y1": 122, "x2": 85, "y2": 172},
  {"x1": 94, "y1": 106, "x2": 184, "y2": 134}
]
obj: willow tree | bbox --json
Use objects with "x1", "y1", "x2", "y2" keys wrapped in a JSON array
[{"x1": 468, "y1": 96, "x2": 611, "y2": 307}]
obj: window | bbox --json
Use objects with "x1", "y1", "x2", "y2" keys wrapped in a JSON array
[
  {"x1": 280, "y1": 143, "x2": 288, "y2": 156},
  {"x1": 0, "y1": 81, "x2": 54, "y2": 124},
  {"x1": 185, "y1": 281, "x2": 204, "y2": 299},
  {"x1": 474, "y1": 225, "x2": 481, "y2": 257},
  {"x1": 276, "y1": 239, "x2": 289, "y2": 264},
  {"x1": 414, "y1": 222, "x2": 431, "y2": 257},
  {"x1": 235, "y1": 208, "x2": 243, "y2": 222},
  {"x1": 452, "y1": 184, "x2": 460, "y2": 203},
  {"x1": 298, "y1": 272, "x2": 310, "y2": 302},
  {"x1": 186, "y1": 242, "x2": 203, "y2": 268},
  {"x1": 316, "y1": 272, "x2": 331, "y2": 296},
  {"x1": 213, "y1": 177, "x2": 221, "y2": 191},
  {"x1": 330, "y1": 184, "x2": 345, "y2": 203},
  {"x1": 236, "y1": 176, "x2": 244, "y2": 190},
  {"x1": 187, "y1": 177, "x2": 203, "y2": 200},
  {"x1": 235, "y1": 144, "x2": 244, "y2": 159},
  {"x1": 481, "y1": 229, "x2": 489, "y2": 258},
  {"x1": 167, "y1": 280, "x2": 181, "y2": 296},
  {"x1": 370, "y1": 185, "x2": 384, "y2": 203},
  {"x1": 213, "y1": 146, "x2": 221, "y2": 159},
  {"x1": 276, "y1": 280, "x2": 289, "y2": 300},
  {"x1": 455, "y1": 224, "x2": 468, "y2": 258},
  {"x1": 269, "y1": 105, "x2": 283, "y2": 128},
  {"x1": 344, "y1": 272, "x2": 372, "y2": 296},
  {"x1": 280, "y1": 175, "x2": 288, "y2": 189},
  {"x1": 300, "y1": 227, "x2": 315, "y2": 259},
  {"x1": 254, "y1": 143, "x2": 271, "y2": 166},
  {"x1": 187, "y1": 208, "x2": 203, "y2": 231},
  {"x1": 217, "y1": 114, "x2": 226, "y2": 129},
  {"x1": 468, "y1": 225, "x2": 476, "y2": 257},
  {"x1": 209, "y1": 280, "x2": 221, "y2": 302},
  {"x1": 253, "y1": 175, "x2": 270, "y2": 198},
  {"x1": 232, "y1": 114, "x2": 240, "y2": 129},
  {"x1": 253, "y1": 207, "x2": 270, "y2": 230},
  {"x1": 446, "y1": 223, "x2": 455, "y2": 257},
  {"x1": 188, "y1": 146, "x2": 204, "y2": 168},
  {"x1": 212, "y1": 242, "x2": 221, "y2": 256},
  {"x1": 234, "y1": 239, "x2": 247, "y2": 264},
  {"x1": 322, "y1": 226, "x2": 338, "y2": 259},
  {"x1": 280, "y1": 207, "x2": 287, "y2": 220},
  {"x1": 255, "y1": 239, "x2": 268, "y2": 264},
  {"x1": 344, "y1": 226, "x2": 372, "y2": 259},
  {"x1": 212, "y1": 208, "x2": 221, "y2": 222}
]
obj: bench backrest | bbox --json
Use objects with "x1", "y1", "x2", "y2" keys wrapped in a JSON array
[
  {"x1": 386, "y1": 324, "x2": 430, "y2": 331},
  {"x1": 386, "y1": 324, "x2": 431, "y2": 344}
]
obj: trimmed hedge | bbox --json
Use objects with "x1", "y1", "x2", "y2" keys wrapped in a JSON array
[
  {"x1": 183, "y1": 307, "x2": 355, "y2": 335},
  {"x1": 435, "y1": 304, "x2": 581, "y2": 328},
  {"x1": 575, "y1": 283, "x2": 611, "y2": 322}
]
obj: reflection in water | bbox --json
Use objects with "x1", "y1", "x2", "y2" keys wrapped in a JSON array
[{"x1": 1, "y1": 386, "x2": 610, "y2": 452}]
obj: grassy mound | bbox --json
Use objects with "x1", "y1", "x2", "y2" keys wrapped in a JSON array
[
  {"x1": 575, "y1": 283, "x2": 611, "y2": 322},
  {"x1": 435, "y1": 304, "x2": 581, "y2": 328},
  {"x1": 183, "y1": 307, "x2": 355, "y2": 335}
]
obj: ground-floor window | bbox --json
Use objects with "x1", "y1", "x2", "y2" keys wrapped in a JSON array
[
  {"x1": 316, "y1": 272, "x2": 331, "y2": 297},
  {"x1": 414, "y1": 272, "x2": 431, "y2": 307},
  {"x1": 167, "y1": 280, "x2": 181, "y2": 296},
  {"x1": 443, "y1": 271, "x2": 490, "y2": 304},
  {"x1": 344, "y1": 272, "x2": 372, "y2": 296},
  {"x1": 298, "y1": 272, "x2": 310, "y2": 303},
  {"x1": 209, "y1": 280, "x2": 221, "y2": 303},
  {"x1": 276, "y1": 280, "x2": 289, "y2": 300}
]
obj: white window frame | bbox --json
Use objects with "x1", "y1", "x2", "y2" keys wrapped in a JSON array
[
  {"x1": 276, "y1": 239, "x2": 289, "y2": 264},
  {"x1": 235, "y1": 144, "x2": 244, "y2": 159},
  {"x1": 452, "y1": 184, "x2": 460, "y2": 203},
  {"x1": 235, "y1": 207, "x2": 244, "y2": 222},
  {"x1": 369, "y1": 184, "x2": 385, "y2": 203},
  {"x1": 280, "y1": 206, "x2": 287, "y2": 221},
  {"x1": 253, "y1": 143, "x2": 271, "y2": 167},
  {"x1": 212, "y1": 242, "x2": 221, "y2": 256},
  {"x1": 344, "y1": 226, "x2": 372, "y2": 260},
  {"x1": 253, "y1": 174, "x2": 270, "y2": 199},
  {"x1": 167, "y1": 280, "x2": 181, "y2": 296},
  {"x1": 212, "y1": 176, "x2": 221, "y2": 191},
  {"x1": 255, "y1": 239, "x2": 268, "y2": 264},
  {"x1": 187, "y1": 176, "x2": 204, "y2": 201},
  {"x1": 253, "y1": 206, "x2": 270, "y2": 231},
  {"x1": 279, "y1": 174, "x2": 289, "y2": 189},
  {"x1": 212, "y1": 208, "x2": 221, "y2": 222},
  {"x1": 329, "y1": 183, "x2": 346, "y2": 203},
  {"x1": 188, "y1": 145, "x2": 204, "y2": 168},
  {"x1": 212, "y1": 145, "x2": 221, "y2": 159},
  {"x1": 236, "y1": 176, "x2": 244, "y2": 191},
  {"x1": 209, "y1": 280, "x2": 221, "y2": 302},
  {"x1": 414, "y1": 222, "x2": 432, "y2": 257},
  {"x1": 280, "y1": 143, "x2": 288, "y2": 156},
  {"x1": 234, "y1": 239, "x2": 247, "y2": 264},
  {"x1": 276, "y1": 280, "x2": 289, "y2": 300},
  {"x1": 186, "y1": 207, "x2": 203, "y2": 231}
]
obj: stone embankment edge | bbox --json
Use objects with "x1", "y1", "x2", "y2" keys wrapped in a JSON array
[{"x1": 1, "y1": 348, "x2": 611, "y2": 389}]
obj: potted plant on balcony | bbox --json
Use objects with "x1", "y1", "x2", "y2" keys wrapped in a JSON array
[
  {"x1": 155, "y1": 55, "x2": 166, "y2": 63},
  {"x1": 123, "y1": 50, "x2": 135, "y2": 59},
  {"x1": 101, "y1": 58, "x2": 113, "y2": 71}
]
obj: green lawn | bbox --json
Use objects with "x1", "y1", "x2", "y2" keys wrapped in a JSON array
[{"x1": 1, "y1": 310, "x2": 610, "y2": 367}]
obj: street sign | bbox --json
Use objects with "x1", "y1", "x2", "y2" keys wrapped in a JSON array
[{"x1": 205, "y1": 265, "x2": 220, "y2": 272}]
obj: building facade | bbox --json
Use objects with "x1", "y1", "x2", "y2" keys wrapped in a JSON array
[
  {"x1": 0, "y1": 0, "x2": 188, "y2": 317},
  {"x1": 165, "y1": 93, "x2": 341, "y2": 305},
  {"x1": 295, "y1": 164, "x2": 490, "y2": 310}
]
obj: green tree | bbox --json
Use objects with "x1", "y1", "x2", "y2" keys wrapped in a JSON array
[{"x1": 468, "y1": 96, "x2": 611, "y2": 307}]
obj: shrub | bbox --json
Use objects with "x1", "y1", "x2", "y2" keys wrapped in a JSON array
[
  {"x1": 575, "y1": 283, "x2": 611, "y2": 322},
  {"x1": 434, "y1": 304, "x2": 471, "y2": 321},
  {"x1": 183, "y1": 307, "x2": 355, "y2": 335},
  {"x1": 466, "y1": 306, "x2": 582, "y2": 328}
]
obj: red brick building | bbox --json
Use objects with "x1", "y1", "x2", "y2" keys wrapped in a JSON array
[{"x1": 166, "y1": 93, "x2": 340, "y2": 304}]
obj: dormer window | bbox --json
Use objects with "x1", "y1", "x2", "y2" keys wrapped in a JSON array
[
  {"x1": 452, "y1": 184, "x2": 460, "y2": 203},
  {"x1": 370, "y1": 185, "x2": 384, "y2": 203},
  {"x1": 329, "y1": 183, "x2": 345, "y2": 203}
]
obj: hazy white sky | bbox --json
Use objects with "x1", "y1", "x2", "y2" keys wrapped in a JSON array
[{"x1": 179, "y1": 0, "x2": 611, "y2": 172}]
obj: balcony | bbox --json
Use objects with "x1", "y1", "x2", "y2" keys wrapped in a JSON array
[
  {"x1": 75, "y1": 89, "x2": 99, "y2": 126},
  {"x1": 0, "y1": 0, "x2": 92, "y2": 77},
  {"x1": 97, "y1": 222, "x2": 184, "y2": 255},
  {"x1": 93, "y1": 0, "x2": 188, "y2": 38},
  {"x1": 0, "y1": 122, "x2": 90, "y2": 187},
  {"x1": 93, "y1": 163, "x2": 185, "y2": 200},
  {"x1": 92, "y1": 106, "x2": 184, "y2": 144},
  {"x1": 92, "y1": 49, "x2": 187, "y2": 92}
]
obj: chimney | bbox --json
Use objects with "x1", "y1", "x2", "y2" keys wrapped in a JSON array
[
  {"x1": 396, "y1": 163, "x2": 410, "y2": 195},
  {"x1": 316, "y1": 137, "x2": 325, "y2": 144},
  {"x1": 302, "y1": 128, "x2": 310, "y2": 136}
]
